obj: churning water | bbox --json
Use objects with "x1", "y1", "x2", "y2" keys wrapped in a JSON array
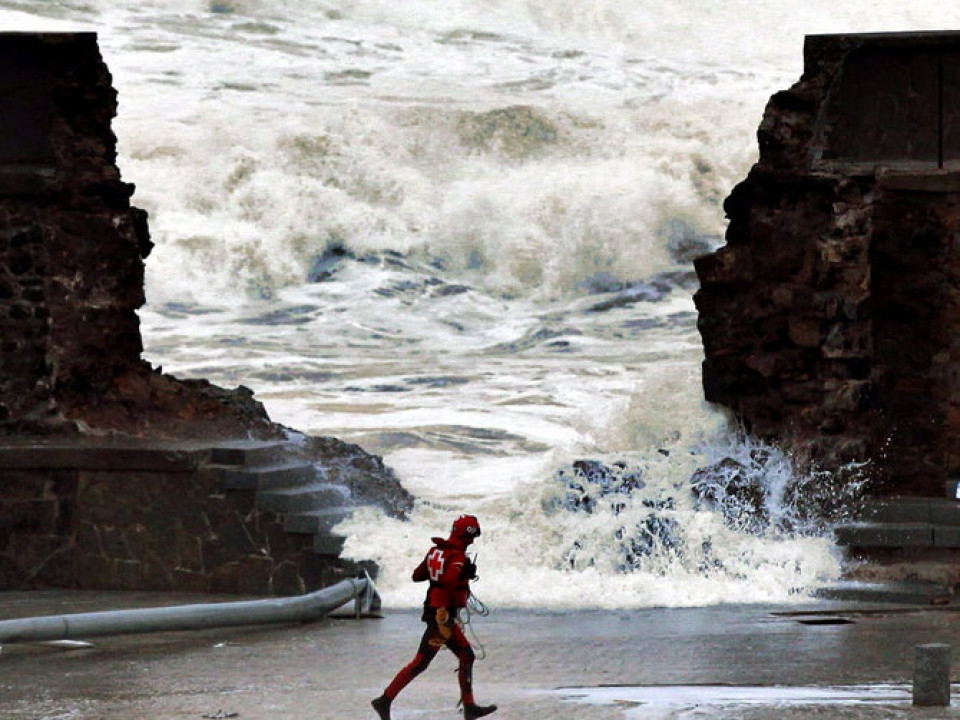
[{"x1": 6, "y1": 0, "x2": 959, "y2": 609}]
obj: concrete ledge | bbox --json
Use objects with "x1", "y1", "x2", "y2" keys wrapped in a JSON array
[
  {"x1": 0, "y1": 164, "x2": 58, "y2": 195},
  {"x1": 878, "y1": 169, "x2": 960, "y2": 193},
  {"x1": 0, "y1": 444, "x2": 210, "y2": 472}
]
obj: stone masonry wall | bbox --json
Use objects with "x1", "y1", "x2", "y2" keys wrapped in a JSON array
[
  {"x1": 0, "y1": 33, "x2": 152, "y2": 432},
  {"x1": 0, "y1": 32, "x2": 281, "y2": 439},
  {"x1": 0, "y1": 462, "x2": 368, "y2": 595}
]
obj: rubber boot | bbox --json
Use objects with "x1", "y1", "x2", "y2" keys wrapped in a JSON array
[
  {"x1": 464, "y1": 703, "x2": 497, "y2": 720},
  {"x1": 371, "y1": 695, "x2": 392, "y2": 720}
]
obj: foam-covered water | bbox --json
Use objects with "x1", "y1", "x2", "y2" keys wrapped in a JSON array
[{"x1": 8, "y1": 0, "x2": 960, "y2": 608}]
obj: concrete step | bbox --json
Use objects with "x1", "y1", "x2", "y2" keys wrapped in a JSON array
[
  {"x1": 834, "y1": 522, "x2": 934, "y2": 547},
  {"x1": 284, "y1": 507, "x2": 353, "y2": 535},
  {"x1": 214, "y1": 462, "x2": 316, "y2": 491},
  {"x1": 861, "y1": 496, "x2": 960, "y2": 525},
  {"x1": 207, "y1": 440, "x2": 293, "y2": 467},
  {"x1": 256, "y1": 483, "x2": 352, "y2": 514}
]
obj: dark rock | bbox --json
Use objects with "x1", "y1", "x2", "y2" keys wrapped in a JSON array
[
  {"x1": 237, "y1": 554, "x2": 273, "y2": 595},
  {"x1": 271, "y1": 560, "x2": 305, "y2": 596}
]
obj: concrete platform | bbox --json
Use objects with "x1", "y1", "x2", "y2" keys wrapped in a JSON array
[{"x1": 2, "y1": 590, "x2": 960, "y2": 719}]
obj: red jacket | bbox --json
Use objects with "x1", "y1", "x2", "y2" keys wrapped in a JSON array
[{"x1": 412, "y1": 536, "x2": 473, "y2": 610}]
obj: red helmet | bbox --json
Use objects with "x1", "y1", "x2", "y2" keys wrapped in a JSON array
[{"x1": 451, "y1": 514, "x2": 481, "y2": 542}]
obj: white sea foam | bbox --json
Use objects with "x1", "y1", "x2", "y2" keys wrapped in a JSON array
[{"x1": 7, "y1": 0, "x2": 960, "y2": 607}]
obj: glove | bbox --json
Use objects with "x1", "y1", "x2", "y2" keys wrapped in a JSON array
[
  {"x1": 436, "y1": 607, "x2": 452, "y2": 640},
  {"x1": 462, "y1": 560, "x2": 478, "y2": 580}
]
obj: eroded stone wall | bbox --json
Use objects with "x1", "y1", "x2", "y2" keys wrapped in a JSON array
[
  {"x1": 0, "y1": 34, "x2": 408, "y2": 594},
  {"x1": 1, "y1": 460, "x2": 372, "y2": 595},
  {"x1": 0, "y1": 33, "x2": 152, "y2": 432},
  {"x1": 695, "y1": 31, "x2": 960, "y2": 496}
]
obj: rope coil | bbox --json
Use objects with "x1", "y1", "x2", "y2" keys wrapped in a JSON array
[{"x1": 457, "y1": 590, "x2": 491, "y2": 660}]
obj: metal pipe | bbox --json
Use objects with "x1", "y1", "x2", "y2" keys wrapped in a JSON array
[{"x1": 0, "y1": 576, "x2": 379, "y2": 645}]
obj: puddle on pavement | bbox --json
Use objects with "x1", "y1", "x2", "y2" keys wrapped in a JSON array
[{"x1": 549, "y1": 684, "x2": 945, "y2": 718}]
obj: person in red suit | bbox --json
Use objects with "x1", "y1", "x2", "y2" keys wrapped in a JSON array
[{"x1": 372, "y1": 515, "x2": 497, "y2": 720}]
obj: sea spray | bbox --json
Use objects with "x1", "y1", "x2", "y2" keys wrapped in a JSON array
[
  {"x1": 7, "y1": 0, "x2": 958, "y2": 609},
  {"x1": 339, "y1": 431, "x2": 858, "y2": 609}
]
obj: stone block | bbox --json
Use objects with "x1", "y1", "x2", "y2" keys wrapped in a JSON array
[
  {"x1": 0, "y1": 469, "x2": 50, "y2": 499},
  {"x1": 0, "y1": 445, "x2": 207, "y2": 472},
  {"x1": 933, "y1": 525, "x2": 960, "y2": 548},
  {"x1": 141, "y1": 558, "x2": 173, "y2": 590},
  {"x1": 284, "y1": 508, "x2": 352, "y2": 535},
  {"x1": 76, "y1": 553, "x2": 116, "y2": 589},
  {"x1": 210, "y1": 562, "x2": 240, "y2": 595},
  {"x1": 859, "y1": 497, "x2": 960, "y2": 524},
  {"x1": 945, "y1": 480, "x2": 960, "y2": 500},
  {"x1": 237, "y1": 555, "x2": 273, "y2": 595},
  {"x1": 175, "y1": 528, "x2": 203, "y2": 572},
  {"x1": 209, "y1": 440, "x2": 292, "y2": 468},
  {"x1": 313, "y1": 534, "x2": 346, "y2": 556},
  {"x1": 4, "y1": 498, "x2": 58, "y2": 534},
  {"x1": 928, "y1": 500, "x2": 960, "y2": 525},
  {"x1": 0, "y1": 554, "x2": 28, "y2": 588},
  {"x1": 298, "y1": 552, "x2": 331, "y2": 592},
  {"x1": 788, "y1": 317, "x2": 821, "y2": 348},
  {"x1": 223, "y1": 462, "x2": 316, "y2": 492},
  {"x1": 271, "y1": 560, "x2": 304, "y2": 597},
  {"x1": 173, "y1": 567, "x2": 210, "y2": 594},
  {"x1": 255, "y1": 483, "x2": 351, "y2": 514},
  {"x1": 114, "y1": 559, "x2": 144, "y2": 590},
  {"x1": 834, "y1": 522, "x2": 934, "y2": 547},
  {"x1": 218, "y1": 512, "x2": 262, "y2": 557},
  {"x1": 75, "y1": 521, "x2": 102, "y2": 554},
  {"x1": 101, "y1": 526, "x2": 133, "y2": 560},
  {"x1": 31, "y1": 545, "x2": 74, "y2": 587}
]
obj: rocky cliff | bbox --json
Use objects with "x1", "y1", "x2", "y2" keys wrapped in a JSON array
[
  {"x1": 0, "y1": 33, "x2": 411, "y2": 593},
  {"x1": 695, "y1": 31, "x2": 960, "y2": 497},
  {"x1": 0, "y1": 32, "x2": 289, "y2": 440}
]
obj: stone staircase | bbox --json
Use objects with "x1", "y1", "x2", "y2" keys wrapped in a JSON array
[
  {"x1": 825, "y1": 493, "x2": 960, "y2": 603},
  {"x1": 200, "y1": 440, "x2": 354, "y2": 558}
]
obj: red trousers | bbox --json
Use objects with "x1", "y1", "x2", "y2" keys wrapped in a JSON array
[{"x1": 383, "y1": 617, "x2": 476, "y2": 705}]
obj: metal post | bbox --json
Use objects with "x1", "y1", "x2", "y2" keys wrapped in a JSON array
[{"x1": 914, "y1": 643, "x2": 951, "y2": 706}]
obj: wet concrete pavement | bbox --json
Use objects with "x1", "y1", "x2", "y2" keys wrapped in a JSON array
[{"x1": 3, "y1": 591, "x2": 960, "y2": 719}]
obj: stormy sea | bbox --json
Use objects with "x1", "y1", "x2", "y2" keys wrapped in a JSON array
[{"x1": 6, "y1": 0, "x2": 960, "y2": 610}]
